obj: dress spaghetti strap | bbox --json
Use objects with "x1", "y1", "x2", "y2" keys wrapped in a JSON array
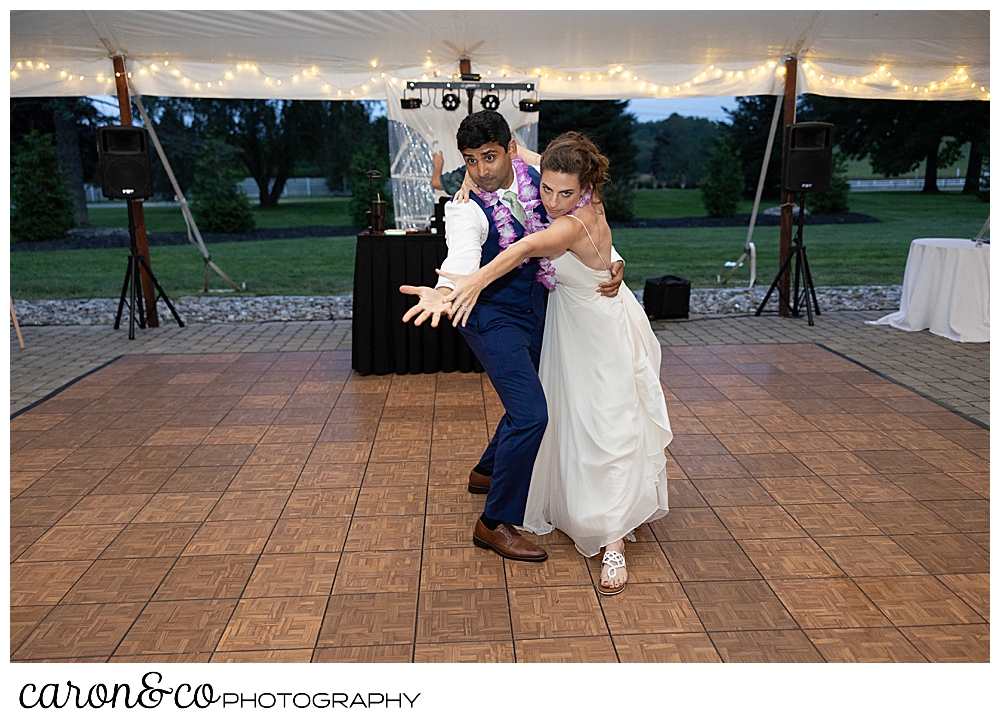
[{"x1": 566, "y1": 213, "x2": 610, "y2": 272}]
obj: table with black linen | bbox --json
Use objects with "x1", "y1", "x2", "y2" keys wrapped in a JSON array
[{"x1": 352, "y1": 231, "x2": 484, "y2": 375}]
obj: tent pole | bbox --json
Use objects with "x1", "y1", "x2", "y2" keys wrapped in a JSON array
[
  {"x1": 130, "y1": 90, "x2": 242, "y2": 293},
  {"x1": 778, "y1": 56, "x2": 798, "y2": 316},
  {"x1": 112, "y1": 55, "x2": 159, "y2": 327}
]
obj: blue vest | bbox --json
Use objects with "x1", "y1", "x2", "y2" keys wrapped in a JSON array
[{"x1": 468, "y1": 165, "x2": 548, "y2": 317}]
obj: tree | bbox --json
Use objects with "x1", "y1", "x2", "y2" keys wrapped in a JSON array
[
  {"x1": 11, "y1": 96, "x2": 102, "y2": 224},
  {"x1": 807, "y1": 151, "x2": 851, "y2": 214},
  {"x1": 799, "y1": 96, "x2": 983, "y2": 194},
  {"x1": 540, "y1": 100, "x2": 638, "y2": 221},
  {"x1": 349, "y1": 116, "x2": 393, "y2": 227},
  {"x1": 11, "y1": 129, "x2": 76, "y2": 242},
  {"x1": 137, "y1": 96, "x2": 205, "y2": 200},
  {"x1": 701, "y1": 139, "x2": 744, "y2": 217},
  {"x1": 189, "y1": 137, "x2": 256, "y2": 234},
  {"x1": 720, "y1": 96, "x2": 785, "y2": 200},
  {"x1": 650, "y1": 114, "x2": 721, "y2": 188},
  {"x1": 320, "y1": 101, "x2": 376, "y2": 195}
]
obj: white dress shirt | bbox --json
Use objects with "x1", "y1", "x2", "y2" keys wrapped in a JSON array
[{"x1": 436, "y1": 163, "x2": 622, "y2": 290}]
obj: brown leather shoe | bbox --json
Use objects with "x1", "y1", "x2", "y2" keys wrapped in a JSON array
[
  {"x1": 473, "y1": 519, "x2": 548, "y2": 562},
  {"x1": 468, "y1": 470, "x2": 491, "y2": 494}
]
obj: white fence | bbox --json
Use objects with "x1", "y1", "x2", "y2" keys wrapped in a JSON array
[
  {"x1": 847, "y1": 178, "x2": 971, "y2": 192},
  {"x1": 85, "y1": 177, "x2": 336, "y2": 203}
]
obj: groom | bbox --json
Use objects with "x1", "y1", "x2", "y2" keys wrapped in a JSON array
[{"x1": 401, "y1": 111, "x2": 623, "y2": 562}]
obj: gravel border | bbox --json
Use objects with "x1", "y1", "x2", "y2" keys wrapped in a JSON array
[{"x1": 12, "y1": 286, "x2": 900, "y2": 326}]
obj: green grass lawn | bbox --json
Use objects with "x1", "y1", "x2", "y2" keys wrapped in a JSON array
[
  {"x1": 12, "y1": 191, "x2": 988, "y2": 298},
  {"x1": 86, "y1": 196, "x2": 355, "y2": 233}
]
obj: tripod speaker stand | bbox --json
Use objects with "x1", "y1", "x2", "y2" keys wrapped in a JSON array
[
  {"x1": 754, "y1": 192, "x2": 821, "y2": 325},
  {"x1": 114, "y1": 200, "x2": 184, "y2": 339}
]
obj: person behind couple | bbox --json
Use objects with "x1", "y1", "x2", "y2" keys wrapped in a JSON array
[
  {"x1": 401, "y1": 111, "x2": 623, "y2": 565},
  {"x1": 439, "y1": 131, "x2": 673, "y2": 594}
]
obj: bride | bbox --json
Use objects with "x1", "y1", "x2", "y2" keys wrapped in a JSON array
[{"x1": 440, "y1": 132, "x2": 672, "y2": 595}]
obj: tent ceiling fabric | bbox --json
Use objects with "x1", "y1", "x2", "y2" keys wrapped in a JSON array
[{"x1": 10, "y1": 10, "x2": 989, "y2": 101}]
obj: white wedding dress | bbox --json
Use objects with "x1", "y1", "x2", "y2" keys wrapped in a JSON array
[{"x1": 522, "y1": 221, "x2": 673, "y2": 557}]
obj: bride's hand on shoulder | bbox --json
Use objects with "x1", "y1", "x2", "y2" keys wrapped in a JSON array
[
  {"x1": 437, "y1": 270, "x2": 484, "y2": 327},
  {"x1": 453, "y1": 170, "x2": 480, "y2": 204}
]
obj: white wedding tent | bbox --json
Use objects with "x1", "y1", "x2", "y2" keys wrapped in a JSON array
[{"x1": 10, "y1": 9, "x2": 990, "y2": 227}]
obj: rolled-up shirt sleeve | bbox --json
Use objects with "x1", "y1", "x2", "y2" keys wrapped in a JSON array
[
  {"x1": 610, "y1": 245, "x2": 624, "y2": 264},
  {"x1": 437, "y1": 200, "x2": 489, "y2": 290}
]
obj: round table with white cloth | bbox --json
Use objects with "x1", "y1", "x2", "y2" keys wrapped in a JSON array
[{"x1": 868, "y1": 237, "x2": 989, "y2": 342}]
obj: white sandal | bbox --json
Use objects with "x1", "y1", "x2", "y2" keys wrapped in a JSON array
[{"x1": 597, "y1": 549, "x2": 627, "y2": 596}]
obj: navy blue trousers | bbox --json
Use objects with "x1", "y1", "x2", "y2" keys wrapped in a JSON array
[{"x1": 459, "y1": 303, "x2": 547, "y2": 526}]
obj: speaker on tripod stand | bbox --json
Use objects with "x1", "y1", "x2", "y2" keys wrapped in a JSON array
[
  {"x1": 96, "y1": 126, "x2": 184, "y2": 339},
  {"x1": 755, "y1": 122, "x2": 834, "y2": 326}
]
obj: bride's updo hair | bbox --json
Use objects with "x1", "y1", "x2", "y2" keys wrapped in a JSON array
[{"x1": 540, "y1": 131, "x2": 611, "y2": 200}]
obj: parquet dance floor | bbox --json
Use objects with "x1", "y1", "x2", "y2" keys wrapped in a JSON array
[{"x1": 10, "y1": 345, "x2": 989, "y2": 662}]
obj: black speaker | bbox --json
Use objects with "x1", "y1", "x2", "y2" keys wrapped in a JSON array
[
  {"x1": 96, "y1": 126, "x2": 154, "y2": 200},
  {"x1": 782, "y1": 122, "x2": 833, "y2": 194}
]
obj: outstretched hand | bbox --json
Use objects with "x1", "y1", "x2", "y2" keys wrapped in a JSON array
[
  {"x1": 437, "y1": 270, "x2": 484, "y2": 327},
  {"x1": 400, "y1": 285, "x2": 453, "y2": 327},
  {"x1": 598, "y1": 260, "x2": 625, "y2": 297}
]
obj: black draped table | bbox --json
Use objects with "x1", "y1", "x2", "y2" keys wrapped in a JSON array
[{"x1": 352, "y1": 231, "x2": 484, "y2": 375}]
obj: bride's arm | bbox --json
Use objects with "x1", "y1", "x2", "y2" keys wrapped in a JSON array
[
  {"x1": 438, "y1": 220, "x2": 577, "y2": 325},
  {"x1": 516, "y1": 146, "x2": 542, "y2": 166}
]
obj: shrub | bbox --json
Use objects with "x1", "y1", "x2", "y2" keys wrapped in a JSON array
[
  {"x1": 808, "y1": 151, "x2": 851, "y2": 215},
  {"x1": 189, "y1": 138, "x2": 256, "y2": 234},
  {"x1": 11, "y1": 130, "x2": 75, "y2": 242},
  {"x1": 701, "y1": 140, "x2": 743, "y2": 217}
]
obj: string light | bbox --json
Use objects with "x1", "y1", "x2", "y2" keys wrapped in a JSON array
[{"x1": 9, "y1": 56, "x2": 989, "y2": 101}]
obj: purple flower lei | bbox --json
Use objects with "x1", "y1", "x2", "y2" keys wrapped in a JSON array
[{"x1": 477, "y1": 158, "x2": 556, "y2": 289}]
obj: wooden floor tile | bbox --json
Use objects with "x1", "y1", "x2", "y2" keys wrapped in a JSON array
[
  {"x1": 244, "y1": 553, "x2": 340, "y2": 597},
  {"x1": 203, "y1": 425, "x2": 268, "y2": 445},
  {"x1": 160, "y1": 466, "x2": 239, "y2": 493},
  {"x1": 416, "y1": 588, "x2": 512, "y2": 643},
  {"x1": 425, "y1": 486, "x2": 485, "y2": 515},
  {"x1": 614, "y1": 633, "x2": 721, "y2": 663},
  {"x1": 805, "y1": 627, "x2": 927, "y2": 663},
  {"x1": 936, "y1": 573, "x2": 989, "y2": 621},
  {"x1": 59, "y1": 494, "x2": 152, "y2": 525},
  {"x1": 648, "y1": 508, "x2": 732, "y2": 541},
  {"x1": 709, "y1": 630, "x2": 823, "y2": 662},
  {"x1": 313, "y1": 645, "x2": 414, "y2": 663},
  {"x1": 354, "y1": 485, "x2": 427, "y2": 516},
  {"x1": 92, "y1": 467, "x2": 175, "y2": 496},
  {"x1": 423, "y1": 513, "x2": 479, "y2": 548},
  {"x1": 259, "y1": 424, "x2": 323, "y2": 445},
  {"x1": 211, "y1": 648, "x2": 314, "y2": 663},
  {"x1": 281, "y1": 488, "x2": 359, "y2": 518},
  {"x1": 99, "y1": 523, "x2": 200, "y2": 559},
  {"x1": 690, "y1": 477, "x2": 776, "y2": 506},
  {"x1": 738, "y1": 538, "x2": 846, "y2": 579},
  {"x1": 320, "y1": 592, "x2": 418, "y2": 647},
  {"x1": 421, "y1": 546, "x2": 506, "y2": 590},
  {"x1": 683, "y1": 580, "x2": 798, "y2": 632},
  {"x1": 675, "y1": 455, "x2": 751, "y2": 480},
  {"x1": 583, "y1": 542, "x2": 678, "y2": 585},
  {"x1": 883, "y1": 473, "x2": 984, "y2": 501},
  {"x1": 755, "y1": 477, "x2": 845, "y2": 505},
  {"x1": 182, "y1": 443, "x2": 255, "y2": 467},
  {"x1": 783, "y1": 503, "x2": 885, "y2": 537},
  {"x1": 63, "y1": 557, "x2": 175, "y2": 604},
  {"x1": 20, "y1": 468, "x2": 109, "y2": 497},
  {"x1": 13, "y1": 603, "x2": 145, "y2": 661},
  {"x1": 11, "y1": 560, "x2": 93, "y2": 606},
  {"x1": 855, "y1": 576, "x2": 985, "y2": 627},
  {"x1": 661, "y1": 539, "x2": 762, "y2": 581},
  {"x1": 855, "y1": 501, "x2": 958, "y2": 535},
  {"x1": 506, "y1": 543, "x2": 594, "y2": 588},
  {"x1": 815, "y1": 536, "x2": 927, "y2": 577},
  {"x1": 11, "y1": 605, "x2": 54, "y2": 656},
  {"x1": 116, "y1": 599, "x2": 239, "y2": 655},
  {"x1": 230, "y1": 464, "x2": 303, "y2": 490},
  {"x1": 181, "y1": 520, "x2": 276, "y2": 556},
  {"x1": 921, "y1": 499, "x2": 990, "y2": 534},
  {"x1": 10, "y1": 527, "x2": 47, "y2": 563},
  {"x1": 514, "y1": 635, "x2": 618, "y2": 663},
  {"x1": 154, "y1": 554, "x2": 257, "y2": 600},
  {"x1": 216, "y1": 596, "x2": 327, "y2": 651},
  {"x1": 133, "y1": 492, "x2": 223, "y2": 523},
  {"x1": 600, "y1": 582, "x2": 703, "y2": 635},
  {"x1": 853, "y1": 449, "x2": 944, "y2": 476},
  {"x1": 508, "y1": 586, "x2": 608, "y2": 639},
  {"x1": 822, "y1": 474, "x2": 913, "y2": 503},
  {"x1": 332, "y1": 551, "x2": 421, "y2": 594},
  {"x1": 264, "y1": 518, "x2": 351, "y2": 554},
  {"x1": 411, "y1": 639, "x2": 516, "y2": 664},
  {"x1": 296, "y1": 463, "x2": 366, "y2": 489},
  {"x1": 345, "y1": 515, "x2": 424, "y2": 551},
  {"x1": 18, "y1": 524, "x2": 125, "y2": 562},
  {"x1": 796, "y1": 451, "x2": 878, "y2": 477},
  {"x1": 890, "y1": 533, "x2": 990, "y2": 575},
  {"x1": 898, "y1": 624, "x2": 989, "y2": 663},
  {"x1": 362, "y1": 461, "x2": 429, "y2": 487},
  {"x1": 769, "y1": 577, "x2": 891, "y2": 629},
  {"x1": 713, "y1": 505, "x2": 807, "y2": 539},
  {"x1": 207, "y1": 489, "x2": 291, "y2": 521}
]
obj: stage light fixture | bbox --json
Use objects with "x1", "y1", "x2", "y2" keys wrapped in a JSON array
[
  {"x1": 519, "y1": 98, "x2": 540, "y2": 112},
  {"x1": 400, "y1": 97, "x2": 421, "y2": 109},
  {"x1": 442, "y1": 92, "x2": 461, "y2": 111},
  {"x1": 480, "y1": 93, "x2": 500, "y2": 111}
]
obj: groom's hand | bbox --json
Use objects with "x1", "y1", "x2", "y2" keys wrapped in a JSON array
[
  {"x1": 400, "y1": 285, "x2": 453, "y2": 327},
  {"x1": 598, "y1": 260, "x2": 625, "y2": 297}
]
